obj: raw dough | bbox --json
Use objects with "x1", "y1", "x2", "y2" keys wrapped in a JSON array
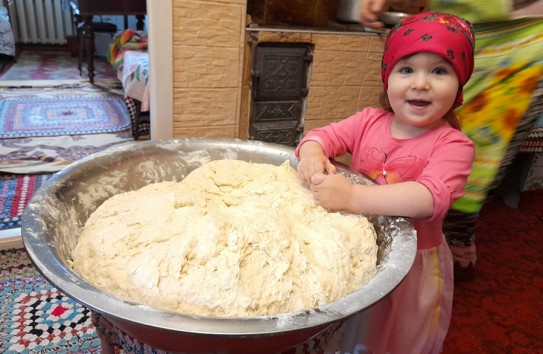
[{"x1": 70, "y1": 160, "x2": 378, "y2": 317}]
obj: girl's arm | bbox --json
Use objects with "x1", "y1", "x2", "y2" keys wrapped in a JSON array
[
  {"x1": 295, "y1": 110, "x2": 378, "y2": 182},
  {"x1": 310, "y1": 173, "x2": 434, "y2": 219}
]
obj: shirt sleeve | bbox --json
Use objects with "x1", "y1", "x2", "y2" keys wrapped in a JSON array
[
  {"x1": 416, "y1": 131, "x2": 475, "y2": 222},
  {"x1": 295, "y1": 108, "x2": 383, "y2": 159}
]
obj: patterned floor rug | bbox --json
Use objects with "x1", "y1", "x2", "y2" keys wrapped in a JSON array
[
  {"x1": 0, "y1": 83, "x2": 135, "y2": 175},
  {"x1": 0, "y1": 50, "x2": 117, "y2": 81},
  {"x1": 0, "y1": 131, "x2": 135, "y2": 175},
  {"x1": 0, "y1": 174, "x2": 54, "y2": 229},
  {"x1": 0, "y1": 94, "x2": 130, "y2": 138},
  {"x1": 0, "y1": 248, "x2": 101, "y2": 353}
]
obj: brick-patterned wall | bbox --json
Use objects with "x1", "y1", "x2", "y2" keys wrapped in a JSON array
[
  {"x1": 171, "y1": 0, "x2": 246, "y2": 138},
  {"x1": 170, "y1": 0, "x2": 385, "y2": 140},
  {"x1": 304, "y1": 33, "x2": 384, "y2": 132},
  {"x1": 243, "y1": 29, "x2": 385, "y2": 137}
]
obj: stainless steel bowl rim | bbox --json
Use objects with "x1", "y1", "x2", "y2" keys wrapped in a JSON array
[{"x1": 22, "y1": 138, "x2": 416, "y2": 337}]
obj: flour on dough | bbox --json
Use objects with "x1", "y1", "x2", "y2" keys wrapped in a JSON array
[{"x1": 71, "y1": 160, "x2": 378, "y2": 317}]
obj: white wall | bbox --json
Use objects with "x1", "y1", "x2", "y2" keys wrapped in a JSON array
[{"x1": 147, "y1": 0, "x2": 173, "y2": 139}]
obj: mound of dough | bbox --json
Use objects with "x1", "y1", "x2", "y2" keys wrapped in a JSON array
[{"x1": 71, "y1": 160, "x2": 378, "y2": 317}]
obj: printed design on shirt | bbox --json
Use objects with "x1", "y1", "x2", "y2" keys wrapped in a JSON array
[{"x1": 361, "y1": 147, "x2": 418, "y2": 184}]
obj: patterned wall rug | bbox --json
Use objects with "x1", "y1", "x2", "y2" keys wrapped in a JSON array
[{"x1": 0, "y1": 248, "x2": 101, "y2": 353}]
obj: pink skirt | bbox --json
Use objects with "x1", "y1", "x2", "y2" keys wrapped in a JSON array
[{"x1": 328, "y1": 237, "x2": 454, "y2": 354}]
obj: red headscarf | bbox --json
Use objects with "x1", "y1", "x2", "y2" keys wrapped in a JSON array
[{"x1": 381, "y1": 12, "x2": 475, "y2": 108}]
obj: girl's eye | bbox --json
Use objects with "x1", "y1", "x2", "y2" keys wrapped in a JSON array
[
  {"x1": 398, "y1": 66, "x2": 413, "y2": 74},
  {"x1": 432, "y1": 67, "x2": 448, "y2": 75}
]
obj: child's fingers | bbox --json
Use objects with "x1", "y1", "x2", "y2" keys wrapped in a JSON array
[
  {"x1": 325, "y1": 160, "x2": 337, "y2": 175},
  {"x1": 310, "y1": 172, "x2": 326, "y2": 185}
]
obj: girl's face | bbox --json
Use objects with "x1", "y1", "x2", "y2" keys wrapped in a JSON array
[{"x1": 387, "y1": 52, "x2": 459, "y2": 136}]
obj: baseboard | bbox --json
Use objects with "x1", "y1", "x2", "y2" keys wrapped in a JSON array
[{"x1": 0, "y1": 228, "x2": 23, "y2": 250}]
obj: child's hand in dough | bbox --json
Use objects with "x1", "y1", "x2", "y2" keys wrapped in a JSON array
[
  {"x1": 297, "y1": 154, "x2": 336, "y2": 183},
  {"x1": 309, "y1": 173, "x2": 353, "y2": 211}
]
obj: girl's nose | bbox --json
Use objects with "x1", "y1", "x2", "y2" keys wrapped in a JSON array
[{"x1": 411, "y1": 74, "x2": 430, "y2": 90}]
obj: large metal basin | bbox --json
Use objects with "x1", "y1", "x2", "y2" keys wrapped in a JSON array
[{"x1": 22, "y1": 138, "x2": 416, "y2": 353}]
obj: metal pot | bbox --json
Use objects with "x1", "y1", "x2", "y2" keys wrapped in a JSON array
[
  {"x1": 337, "y1": 0, "x2": 362, "y2": 23},
  {"x1": 22, "y1": 138, "x2": 416, "y2": 353}
]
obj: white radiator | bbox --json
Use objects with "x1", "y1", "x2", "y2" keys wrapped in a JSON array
[{"x1": 8, "y1": 0, "x2": 75, "y2": 45}]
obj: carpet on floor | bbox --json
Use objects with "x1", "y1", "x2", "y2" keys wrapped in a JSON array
[
  {"x1": 0, "y1": 50, "x2": 117, "y2": 81},
  {"x1": 0, "y1": 248, "x2": 101, "y2": 353},
  {"x1": 0, "y1": 82, "x2": 136, "y2": 175},
  {"x1": 0, "y1": 174, "x2": 53, "y2": 229},
  {"x1": 0, "y1": 131, "x2": 135, "y2": 175},
  {"x1": 0, "y1": 86, "x2": 131, "y2": 139},
  {"x1": 442, "y1": 190, "x2": 543, "y2": 353},
  {"x1": 0, "y1": 129, "x2": 136, "y2": 231}
]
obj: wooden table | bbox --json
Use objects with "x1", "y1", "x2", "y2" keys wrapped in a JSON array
[{"x1": 77, "y1": 0, "x2": 147, "y2": 83}]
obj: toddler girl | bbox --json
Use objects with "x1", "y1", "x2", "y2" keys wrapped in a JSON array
[{"x1": 296, "y1": 12, "x2": 475, "y2": 354}]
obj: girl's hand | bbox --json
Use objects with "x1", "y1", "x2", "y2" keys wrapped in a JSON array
[
  {"x1": 310, "y1": 173, "x2": 354, "y2": 211},
  {"x1": 297, "y1": 154, "x2": 337, "y2": 183},
  {"x1": 297, "y1": 141, "x2": 337, "y2": 183}
]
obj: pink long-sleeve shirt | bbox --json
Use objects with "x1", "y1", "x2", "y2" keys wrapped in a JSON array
[{"x1": 296, "y1": 107, "x2": 475, "y2": 249}]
